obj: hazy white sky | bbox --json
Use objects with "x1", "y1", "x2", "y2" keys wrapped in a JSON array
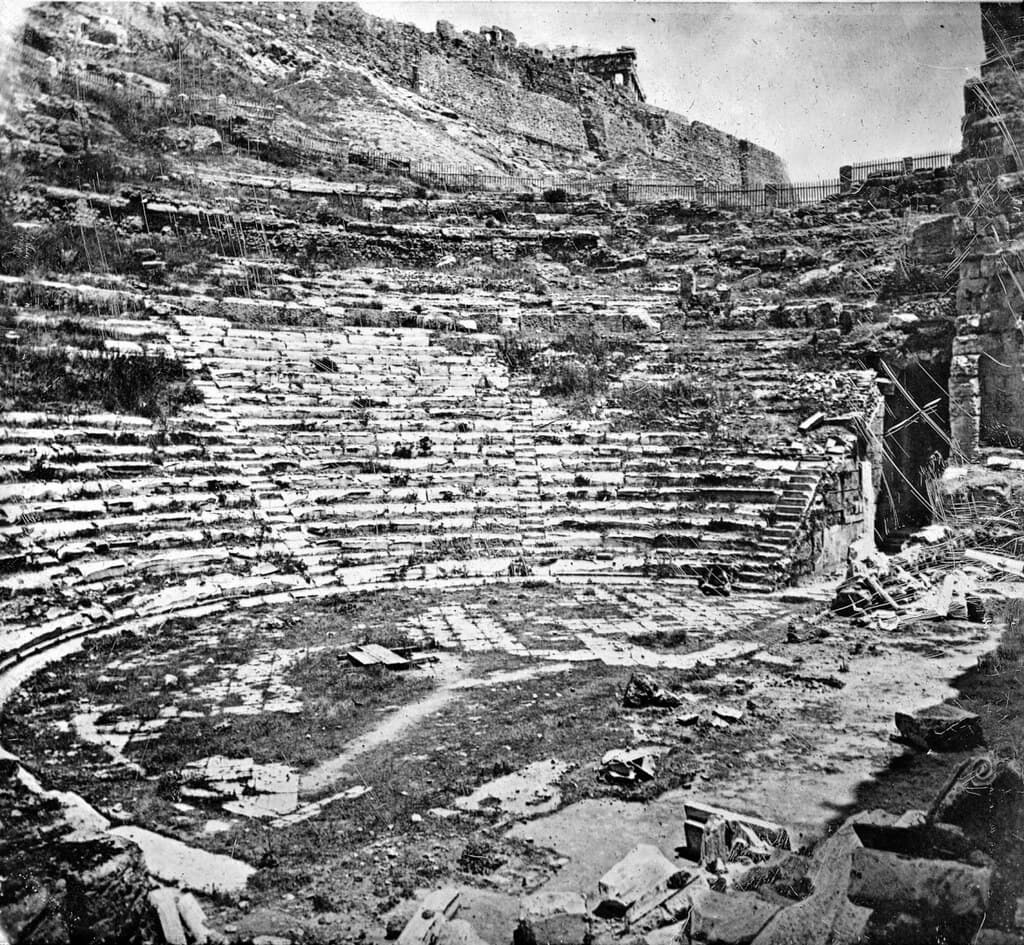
[{"x1": 360, "y1": 2, "x2": 983, "y2": 180}]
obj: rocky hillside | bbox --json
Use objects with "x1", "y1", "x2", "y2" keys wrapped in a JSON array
[{"x1": 10, "y1": 0, "x2": 787, "y2": 183}]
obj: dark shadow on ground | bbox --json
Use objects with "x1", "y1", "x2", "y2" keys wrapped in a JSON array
[{"x1": 821, "y1": 603, "x2": 1024, "y2": 929}]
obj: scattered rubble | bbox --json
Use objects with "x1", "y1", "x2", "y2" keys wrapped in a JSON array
[
  {"x1": 600, "y1": 747, "x2": 661, "y2": 784},
  {"x1": 623, "y1": 672, "x2": 683, "y2": 709}
]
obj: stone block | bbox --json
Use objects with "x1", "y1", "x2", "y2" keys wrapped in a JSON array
[
  {"x1": 148, "y1": 888, "x2": 187, "y2": 945},
  {"x1": 894, "y1": 705, "x2": 984, "y2": 752},
  {"x1": 848, "y1": 847, "x2": 991, "y2": 918},
  {"x1": 597, "y1": 844, "x2": 685, "y2": 916},
  {"x1": 689, "y1": 890, "x2": 781, "y2": 944},
  {"x1": 752, "y1": 810, "x2": 898, "y2": 945},
  {"x1": 518, "y1": 891, "x2": 589, "y2": 944}
]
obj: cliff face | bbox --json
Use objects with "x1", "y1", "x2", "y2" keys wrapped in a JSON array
[
  {"x1": 18, "y1": 0, "x2": 787, "y2": 185},
  {"x1": 951, "y1": 2, "x2": 1024, "y2": 455}
]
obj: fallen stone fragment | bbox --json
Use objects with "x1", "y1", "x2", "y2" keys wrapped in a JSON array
[
  {"x1": 683, "y1": 802, "x2": 791, "y2": 861},
  {"x1": 798, "y1": 412, "x2": 825, "y2": 433},
  {"x1": 689, "y1": 889, "x2": 781, "y2": 944},
  {"x1": 626, "y1": 884, "x2": 687, "y2": 928},
  {"x1": 623, "y1": 672, "x2": 682, "y2": 708},
  {"x1": 751, "y1": 810, "x2": 898, "y2": 945},
  {"x1": 516, "y1": 891, "x2": 589, "y2": 944},
  {"x1": 848, "y1": 847, "x2": 991, "y2": 918},
  {"x1": 627, "y1": 874, "x2": 709, "y2": 934},
  {"x1": 435, "y1": 918, "x2": 490, "y2": 945},
  {"x1": 149, "y1": 888, "x2": 187, "y2": 945},
  {"x1": 176, "y1": 891, "x2": 215, "y2": 944},
  {"x1": 700, "y1": 814, "x2": 730, "y2": 873},
  {"x1": 601, "y1": 747, "x2": 659, "y2": 783},
  {"x1": 598, "y1": 844, "x2": 687, "y2": 917},
  {"x1": 894, "y1": 705, "x2": 984, "y2": 752},
  {"x1": 713, "y1": 705, "x2": 744, "y2": 724},
  {"x1": 397, "y1": 888, "x2": 460, "y2": 945}
]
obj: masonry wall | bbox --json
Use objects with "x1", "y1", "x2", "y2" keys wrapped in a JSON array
[
  {"x1": 952, "y1": 2, "x2": 1024, "y2": 455},
  {"x1": 416, "y1": 53, "x2": 588, "y2": 153},
  {"x1": 636, "y1": 110, "x2": 788, "y2": 185}
]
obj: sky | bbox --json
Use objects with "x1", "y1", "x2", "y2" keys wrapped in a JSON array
[{"x1": 360, "y1": 2, "x2": 983, "y2": 181}]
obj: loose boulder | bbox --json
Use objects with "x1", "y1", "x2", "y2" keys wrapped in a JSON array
[
  {"x1": 623, "y1": 673, "x2": 682, "y2": 709},
  {"x1": 894, "y1": 706, "x2": 984, "y2": 752}
]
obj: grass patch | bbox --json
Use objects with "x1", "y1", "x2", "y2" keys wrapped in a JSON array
[
  {"x1": 0, "y1": 344, "x2": 202, "y2": 418},
  {"x1": 140, "y1": 663, "x2": 435, "y2": 775},
  {"x1": 538, "y1": 358, "x2": 608, "y2": 399},
  {"x1": 610, "y1": 375, "x2": 742, "y2": 430}
]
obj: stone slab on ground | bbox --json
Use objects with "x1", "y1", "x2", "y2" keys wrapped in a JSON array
[
  {"x1": 689, "y1": 890, "x2": 781, "y2": 944},
  {"x1": 148, "y1": 888, "x2": 187, "y2": 945},
  {"x1": 848, "y1": 847, "x2": 991, "y2": 918},
  {"x1": 894, "y1": 705, "x2": 984, "y2": 752},
  {"x1": 517, "y1": 891, "x2": 589, "y2": 944},
  {"x1": 398, "y1": 888, "x2": 461, "y2": 945},
  {"x1": 597, "y1": 843, "x2": 685, "y2": 916}
]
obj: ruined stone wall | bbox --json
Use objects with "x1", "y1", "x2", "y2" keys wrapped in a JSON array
[
  {"x1": 811, "y1": 460, "x2": 876, "y2": 572},
  {"x1": 795, "y1": 406, "x2": 882, "y2": 577},
  {"x1": 638, "y1": 110, "x2": 788, "y2": 185},
  {"x1": 952, "y1": 2, "x2": 1024, "y2": 455}
]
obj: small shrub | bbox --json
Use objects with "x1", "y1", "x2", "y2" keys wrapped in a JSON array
[
  {"x1": 540, "y1": 359, "x2": 607, "y2": 398},
  {"x1": 543, "y1": 187, "x2": 568, "y2": 204},
  {"x1": 551, "y1": 328, "x2": 610, "y2": 363},
  {"x1": 497, "y1": 336, "x2": 537, "y2": 373},
  {"x1": 611, "y1": 376, "x2": 743, "y2": 431}
]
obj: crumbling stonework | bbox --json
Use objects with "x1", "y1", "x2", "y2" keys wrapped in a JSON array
[{"x1": 569, "y1": 47, "x2": 646, "y2": 102}]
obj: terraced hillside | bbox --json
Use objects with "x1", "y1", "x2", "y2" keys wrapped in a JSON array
[{"x1": 0, "y1": 10, "x2": 962, "y2": 649}]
